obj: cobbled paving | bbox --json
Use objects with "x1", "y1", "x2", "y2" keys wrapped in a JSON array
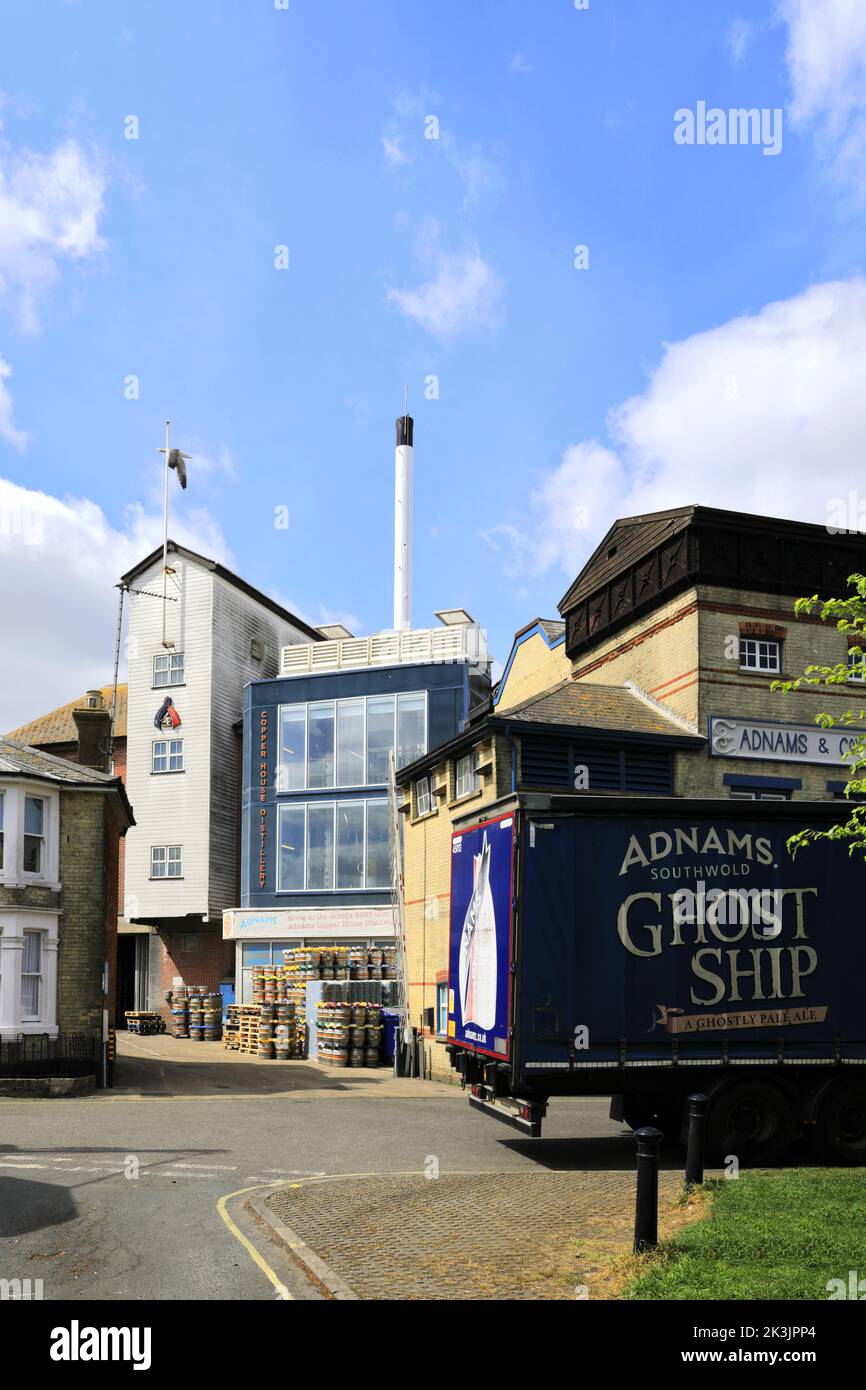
[{"x1": 268, "y1": 1170, "x2": 685, "y2": 1300}]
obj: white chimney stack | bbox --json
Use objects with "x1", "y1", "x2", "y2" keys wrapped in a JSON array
[{"x1": 393, "y1": 412, "x2": 414, "y2": 631}]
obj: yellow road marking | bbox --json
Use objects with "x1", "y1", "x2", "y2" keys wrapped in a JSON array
[{"x1": 217, "y1": 1183, "x2": 295, "y2": 1301}]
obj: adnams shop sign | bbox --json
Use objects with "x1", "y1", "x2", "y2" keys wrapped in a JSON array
[{"x1": 709, "y1": 716, "x2": 866, "y2": 767}]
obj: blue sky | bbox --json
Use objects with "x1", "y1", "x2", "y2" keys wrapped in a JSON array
[{"x1": 2, "y1": 0, "x2": 866, "y2": 728}]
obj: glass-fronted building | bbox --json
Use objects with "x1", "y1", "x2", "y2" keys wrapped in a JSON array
[{"x1": 225, "y1": 621, "x2": 490, "y2": 1002}]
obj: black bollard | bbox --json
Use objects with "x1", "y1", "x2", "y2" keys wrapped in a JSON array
[
  {"x1": 685, "y1": 1093, "x2": 708, "y2": 1188},
  {"x1": 633, "y1": 1126, "x2": 663, "y2": 1253}
]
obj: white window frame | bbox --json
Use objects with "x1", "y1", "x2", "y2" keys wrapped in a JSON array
[
  {"x1": 0, "y1": 790, "x2": 5, "y2": 874},
  {"x1": 739, "y1": 637, "x2": 781, "y2": 674},
  {"x1": 20, "y1": 929, "x2": 42, "y2": 1021},
  {"x1": 151, "y1": 845, "x2": 183, "y2": 879},
  {"x1": 153, "y1": 652, "x2": 185, "y2": 687},
  {"x1": 415, "y1": 777, "x2": 432, "y2": 818},
  {"x1": 22, "y1": 795, "x2": 46, "y2": 877},
  {"x1": 436, "y1": 981, "x2": 448, "y2": 1037},
  {"x1": 152, "y1": 738, "x2": 184, "y2": 774},
  {"x1": 455, "y1": 751, "x2": 479, "y2": 800},
  {"x1": 728, "y1": 790, "x2": 789, "y2": 801},
  {"x1": 848, "y1": 648, "x2": 865, "y2": 683}
]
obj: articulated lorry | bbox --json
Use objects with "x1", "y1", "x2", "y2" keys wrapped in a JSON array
[{"x1": 446, "y1": 796, "x2": 866, "y2": 1164}]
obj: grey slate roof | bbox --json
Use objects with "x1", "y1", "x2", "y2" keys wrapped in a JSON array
[
  {"x1": 500, "y1": 679, "x2": 695, "y2": 739},
  {"x1": 0, "y1": 738, "x2": 121, "y2": 784}
]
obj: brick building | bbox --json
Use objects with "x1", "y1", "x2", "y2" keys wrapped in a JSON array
[
  {"x1": 396, "y1": 505, "x2": 866, "y2": 1081},
  {"x1": 0, "y1": 738, "x2": 133, "y2": 1043},
  {"x1": 5, "y1": 684, "x2": 152, "y2": 1021},
  {"x1": 561, "y1": 505, "x2": 866, "y2": 799}
]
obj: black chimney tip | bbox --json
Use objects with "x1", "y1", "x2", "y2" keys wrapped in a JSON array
[{"x1": 396, "y1": 414, "x2": 414, "y2": 448}]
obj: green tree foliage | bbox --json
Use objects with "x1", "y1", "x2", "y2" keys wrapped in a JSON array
[{"x1": 772, "y1": 574, "x2": 866, "y2": 858}]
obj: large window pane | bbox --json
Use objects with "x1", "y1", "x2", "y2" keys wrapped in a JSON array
[
  {"x1": 336, "y1": 802, "x2": 365, "y2": 889},
  {"x1": 366, "y1": 696, "x2": 395, "y2": 784},
  {"x1": 336, "y1": 700, "x2": 365, "y2": 787},
  {"x1": 278, "y1": 805, "x2": 305, "y2": 890},
  {"x1": 308, "y1": 702, "x2": 335, "y2": 789},
  {"x1": 397, "y1": 692, "x2": 426, "y2": 768},
  {"x1": 366, "y1": 801, "x2": 390, "y2": 888},
  {"x1": 278, "y1": 706, "x2": 306, "y2": 792},
  {"x1": 306, "y1": 803, "x2": 335, "y2": 889}
]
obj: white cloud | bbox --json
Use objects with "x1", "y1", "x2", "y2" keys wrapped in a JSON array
[
  {"x1": 728, "y1": 18, "x2": 755, "y2": 62},
  {"x1": 0, "y1": 353, "x2": 26, "y2": 450},
  {"x1": 509, "y1": 52, "x2": 535, "y2": 75},
  {"x1": 382, "y1": 135, "x2": 411, "y2": 170},
  {"x1": 387, "y1": 247, "x2": 503, "y2": 338},
  {"x1": 778, "y1": 0, "x2": 866, "y2": 193},
  {"x1": 0, "y1": 137, "x2": 106, "y2": 333},
  {"x1": 486, "y1": 278, "x2": 866, "y2": 579},
  {"x1": 0, "y1": 476, "x2": 230, "y2": 732}
]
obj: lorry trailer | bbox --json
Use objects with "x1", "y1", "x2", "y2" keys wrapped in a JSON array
[{"x1": 446, "y1": 795, "x2": 866, "y2": 1164}]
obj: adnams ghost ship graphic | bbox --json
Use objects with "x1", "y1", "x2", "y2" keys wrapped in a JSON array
[{"x1": 458, "y1": 832, "x2": 498, "y2": 1032}]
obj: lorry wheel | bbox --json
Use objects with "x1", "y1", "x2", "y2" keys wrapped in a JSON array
[
  {"x1": 706, "y1": 1079, "x2": 797, "y2": 1166},
  {"x1": 815, "y1": 1080, "x2": 866, "y2": 1165}
]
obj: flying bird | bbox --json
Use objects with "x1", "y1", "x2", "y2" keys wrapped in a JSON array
[{"x1": 167, "y1": 448, "x2": 190, "y2": 489}]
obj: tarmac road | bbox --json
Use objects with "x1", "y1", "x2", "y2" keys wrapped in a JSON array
[{"x1": 0, "y1": 1034, "x2": 637, "y2": 1301}]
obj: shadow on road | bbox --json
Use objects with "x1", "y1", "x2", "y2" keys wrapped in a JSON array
[
  {"x1": 0, "y1": 1175, "x2": 77, "y2": 1237},
  {"x1": 499, "y1": 1133, "x2": 823, "y2": 1172},
  {"x1": 113, "y1": 1041, "x2": 394, "y2": 1097}
]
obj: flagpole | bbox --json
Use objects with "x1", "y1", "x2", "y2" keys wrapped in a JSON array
[{"x1": 162, "y1": 419, "x2": 170, "y2": 648}]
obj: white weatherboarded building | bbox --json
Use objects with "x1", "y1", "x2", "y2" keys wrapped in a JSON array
[{"x1": 121, "y1": 541, "x2": 320, "y2": 1005}]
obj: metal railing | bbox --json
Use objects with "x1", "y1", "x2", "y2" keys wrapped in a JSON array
[
  {"x1": 0, "y1": 1033, "x2": 98, "y2": 1078},
  {"x1": 281, "y1": 625, "x2": 488, "y2": 677}
]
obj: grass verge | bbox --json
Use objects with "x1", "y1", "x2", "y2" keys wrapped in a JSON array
[{"x1": 623, "y1": 1168, "x2": 866, "y2": 1300}]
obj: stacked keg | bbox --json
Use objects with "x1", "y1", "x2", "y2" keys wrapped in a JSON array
[
  {"x1": 170, "y1": 988, "x2": 189, "y2": 1038},
  {"x1": 316, "y1": 1001, "x2": 351, "y2": 1065}
]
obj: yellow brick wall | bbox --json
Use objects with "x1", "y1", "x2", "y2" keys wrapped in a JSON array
[
  {"x1": 571, "y1": 582, "x2": 859, "y2": 797},
  {"x1": 495, "y1": 630, "x2": 570, "y2": 711},
  {"x1": 571, "y1": 588, "x2": 701, "y2": 725},
  {"x1": 401, "y1": 733, "x2": 510, "y2": 1082}
]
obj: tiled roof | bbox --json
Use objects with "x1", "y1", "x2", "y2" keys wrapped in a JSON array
[
  {"x1": 0, "y1": 738, "x2": 121, "y2": 784},
  {"x1": 500, "y1": 679, "x2": 695, "y2": 739},
  {"x1": 537, "y1": 619, "x2": 565, "y2": 643},
  {"x1": 5, "y1": 684, "x2": 127, "y2": 747}
]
